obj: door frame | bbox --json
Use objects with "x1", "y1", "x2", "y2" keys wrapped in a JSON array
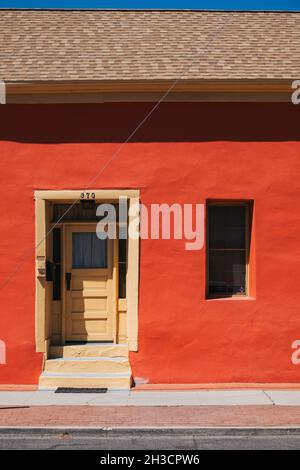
[{"x1": 35, "y1": 189, "x2": 140, "y2": 355}]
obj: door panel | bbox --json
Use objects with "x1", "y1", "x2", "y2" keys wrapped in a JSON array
[{"x1": 65, "y1": 224, "x2": 115, "y2": 342}]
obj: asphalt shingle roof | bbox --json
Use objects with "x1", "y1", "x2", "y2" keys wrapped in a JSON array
[{"x1": 0, "y1": 10, "x2": 300, "y2": 82}]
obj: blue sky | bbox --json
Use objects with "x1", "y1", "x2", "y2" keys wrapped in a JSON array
[{"x1": 0, "y1": 1, "x2": 300, "y2": 10}]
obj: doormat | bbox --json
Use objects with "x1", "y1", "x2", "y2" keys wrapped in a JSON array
[{"x1": 55, "y1": 387, "x2": 108, "y2": 393}]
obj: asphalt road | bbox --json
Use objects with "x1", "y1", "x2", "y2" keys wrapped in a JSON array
[{"x1": 1, "y1": 430, "x2": 300, "y2": 450}]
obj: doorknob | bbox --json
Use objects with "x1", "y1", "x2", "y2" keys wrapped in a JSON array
[{"x1": 66, "y1": 272, "x2": 72, "y2": 291}]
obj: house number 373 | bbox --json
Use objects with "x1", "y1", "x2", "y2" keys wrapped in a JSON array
[{"x1": 80, "y1": 192, "x2": 95, "y2": 200}]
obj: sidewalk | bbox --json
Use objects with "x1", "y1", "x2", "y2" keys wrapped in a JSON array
[
  {"x1": 2, "y1": 405, "x2": 300, "y2": 428},
  {"x1": 1, "y1": 390, "x2": 300, "y2": 428},
  {"x1": 1, "y1": 389, "x2": 300, "y2": 407}
]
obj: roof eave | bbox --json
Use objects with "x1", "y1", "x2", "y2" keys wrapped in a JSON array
[
  {"x1": 3, "y1": 79, "x2": 295, "y2": 103},
  {"x1": 5, "y1": 79, "x2": 294, "y2": 93}
]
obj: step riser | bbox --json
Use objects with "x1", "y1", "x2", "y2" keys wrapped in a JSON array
[
  {"x1": 39, "y1": 376, "x2": 131, "y2": 390},
  {"x1": 43, "y1": 344, "x2": 131, "y2": 390},
  {"x1": 50, "y1": 345, "x2": 128, "y2": 358},
  {"x1": 44, "y1": 360, "x2": 130, "y2": 374}
]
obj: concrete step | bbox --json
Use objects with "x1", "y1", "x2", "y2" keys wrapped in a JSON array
[
  {"x1": 49, "y1": 343, "x2": 128, "y2": 359},
  {"x1": 44, "y1": 357, "x2": 130, "y2": 374},
  {"x1": 39, "y1": 372, "x2": 131, "y2": 390}
]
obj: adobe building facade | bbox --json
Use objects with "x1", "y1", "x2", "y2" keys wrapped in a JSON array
[{"x1": 0, "y1": 10, "x2": 300, "y2": 388}]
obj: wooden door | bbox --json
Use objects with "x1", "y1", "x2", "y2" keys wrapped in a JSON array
[{"x1": 64, "y1": 224, "x2": 115, "y2": 342}]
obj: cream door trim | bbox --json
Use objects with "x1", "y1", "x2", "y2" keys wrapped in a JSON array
[
  {"x1": 126, "y1": 197, "x2": 140, "y2": 351},
  {"x1": 34, "y1": 189, "x2": 140, "y2": 353},
  {"x1": 35, "y1": 197, "x2": 47, "y2": 352},
  {"x1": 35, "y1": 189, "x2": 140, "y2": 201}
]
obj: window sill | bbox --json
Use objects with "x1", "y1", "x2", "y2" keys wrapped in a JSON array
[{"x1": 206, "y1": 296, "x2": 255, "y2": 302}]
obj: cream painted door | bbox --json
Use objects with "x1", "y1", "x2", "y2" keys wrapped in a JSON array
[{"x1": 64, "y1": 224, "x2": 115, "y2": 342}]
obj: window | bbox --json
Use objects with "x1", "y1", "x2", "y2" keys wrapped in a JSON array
[
  {"x1": 207, "y1": 203, "x2": 250, "y2": 298},
  {"x1": 52, "y1": 203, "x2": 118, "y2": 222},
  {"x1": 118, "y1": 238, "x2": 127, "y2": 299},
  {"x1": 52, "y1": 228, "x2": 61, "y2": 300},
  {"x1": 72, "y1": 232, "x2": 107, "y2": 269}
]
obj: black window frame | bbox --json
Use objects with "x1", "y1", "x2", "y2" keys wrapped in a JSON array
[{"x1": 206, "y1": 201, "x2": 251, "y2": 299}]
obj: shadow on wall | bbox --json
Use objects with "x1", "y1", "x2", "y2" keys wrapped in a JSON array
[{"x1": 0, "y1": 102, "x2": 300, "y2": 143}]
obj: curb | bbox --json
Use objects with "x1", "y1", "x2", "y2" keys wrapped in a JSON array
[{"x1": 1, "y1": 426, "x2": 300, "y2": 437}]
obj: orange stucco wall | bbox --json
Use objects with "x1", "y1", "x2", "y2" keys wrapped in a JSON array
[{"x1": 0, "y1": 102, "x2": 300, "y2": 384}]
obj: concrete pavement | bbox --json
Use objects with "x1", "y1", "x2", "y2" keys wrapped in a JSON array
[
  {"x1": 1, "y1": 389, "x2": 300, "y2": 407},
  {"x1": 2, "y1": 390, "x2": 300, "y2": 432}
]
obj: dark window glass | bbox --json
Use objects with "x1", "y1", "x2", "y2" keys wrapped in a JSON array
[
  {"x1": 118, "y1": 238, "x2": 127, "y2": 299},
  {"x1": 53, "y1": 228, "x2": 61, "y2": 300},
  {"x1": 209, "y1": 206, "x2": 246, "y2": 249},
  {"x1": 208, "y1": 205, "x2": 247, "y2": 297},
  {"x1": 52, "y1": 203, "x2": 119, "y2": 222}
]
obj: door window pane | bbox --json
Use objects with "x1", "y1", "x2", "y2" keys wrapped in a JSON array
[{"x1": 72, "y1": 232, "x2": 107, "y2": 269}]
